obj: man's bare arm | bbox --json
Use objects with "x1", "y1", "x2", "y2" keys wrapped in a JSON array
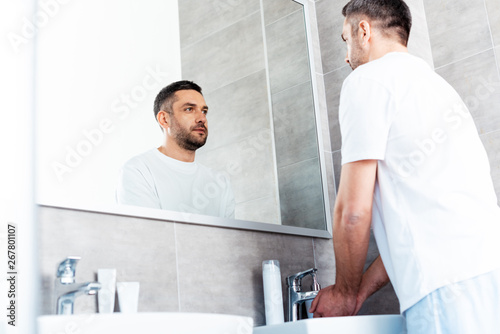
[
  {"x1": 310, "y1": 159, "x2": 377, "y2": 317},
  {"x1": 354, "y1": 255, "x2": 390, "y2": 314}
]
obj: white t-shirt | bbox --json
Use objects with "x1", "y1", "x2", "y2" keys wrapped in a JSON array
[
  {"x1": 116, "y1": 148, "x2": 235, "y2": 218},
  {"x1": 339, "y1": 52, "x2": 500, "y2": 312}
]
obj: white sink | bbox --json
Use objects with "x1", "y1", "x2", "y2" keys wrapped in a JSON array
[
  {"x1": 254, "y1": 315, "x2": 406, "y2": 334},
  {"x1": 38, "y1": 312, "x2": 253, "y2": 334}
]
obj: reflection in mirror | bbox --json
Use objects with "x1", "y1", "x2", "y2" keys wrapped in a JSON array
[
  {"x1": 116, "y1": 81, "x2": 237, "y2": 219},
  {"x1": 182, "y1": 0, "x2": 325, "y2": 229},
  {"x1": 36, "y1": 0, "x2": 328, "y2": 232}
]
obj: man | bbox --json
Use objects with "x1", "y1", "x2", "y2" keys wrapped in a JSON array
[
  {"x1": 309, "y1": 0, "x2": 500, "y2": 332},
  {"x1": 116, "y1": 80, "x2": 235, "y2": 218}
]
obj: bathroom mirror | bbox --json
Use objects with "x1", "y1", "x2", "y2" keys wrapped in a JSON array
[{"x1": 36, "y1": 0, "x2": 334, "y2": 238}]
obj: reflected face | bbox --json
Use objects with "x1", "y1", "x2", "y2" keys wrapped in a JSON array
[
  {"x1": 168, "y1": 89, "x2": 208, "y2": 151},
  {"x1": 342, "y1": 19, "x2": 369, "y2": 70}
]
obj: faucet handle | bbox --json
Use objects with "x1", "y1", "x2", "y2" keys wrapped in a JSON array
[
  {"x1": 286, "y1": 268, "x2": 318, "y2": 290},
  {"x1": 57, "y1": 256, "x2": 81, "y2": 284}
]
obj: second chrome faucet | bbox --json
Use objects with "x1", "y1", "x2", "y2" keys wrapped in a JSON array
[{"x1": 55, "y1": 256, "x2": 101, "y2": 315}]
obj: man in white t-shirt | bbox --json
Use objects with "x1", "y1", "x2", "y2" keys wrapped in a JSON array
[
  {"x1": 309, "y1": 0, "x2": 500, "y2": 332},
  {"x1": 116, "y1": 80, "x2": 235, "y2": 218}
]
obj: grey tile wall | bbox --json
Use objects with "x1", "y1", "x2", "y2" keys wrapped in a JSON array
[
  {"x1": 312, "y1": 238, "x2": 336, "y2": 287},
  {"x1": 262, "y1": 0, "x2": 302, "y2": 27},
  {"x1": 199, "y1": 70, "x2": 271, "y2": 151},
  {"x1": 197, "y1": 130, "x2": 279, "y2": 221},
  {"x1": 405, "y1": 0, "x2": 434, "y2": 67},
  {"x1": 181, "y1": 11, "x2": 266, "y2": 93},
  {"x1": 278, "y1": 158, "x2": 325, "y2": 230},
  {"x1": 179, "y1": 0, "x2": 260, "y2": 48},
  {"x1": 324, "y1": 65, "x2": 351, "y2": 152},
  {"x1": 332, "y1": 150, "x2": 342, "y2": 193},
  {"x1": 265, "y1": 8, "x2": 311, "y2": 95},
  {"x1": 424, "y1": 0, "x2": 492, "y2": 69},
  {"x1": 272, "y1": 81, "x2": 318, "y2": 167},
  {"x1": 497, "y1": 46, "x2": 500, "y2": 71},
  {"x1": 38, "y1": 206, "x2": 335, "y2": 326},
  {"x1": 435, "y1": 49, "x2": 500, "y2": 135},
  {"x1": 39, "y1": 207, "x2": 179, "y2": 314},
  {"x1": 486, "y1": 0, "x2": 500, "y2": 47},
  {"x1": 174, "y1": 223, "x2": 316, "y2": 324},
  {"x1": 315, "y1": 0, "x2": 349, "y2": 74}
]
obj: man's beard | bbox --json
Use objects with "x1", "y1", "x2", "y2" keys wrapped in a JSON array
[{"x1": 171, "y1": 120, "x2": 208, "y2": 151}]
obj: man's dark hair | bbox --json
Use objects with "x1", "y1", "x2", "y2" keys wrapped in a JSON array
[
  {"x1": 342, "y1": 0, "x2": 412, "y2": 46},
  {"x1": 153, "y1": 80, "x2": 203, "y2": 120}
]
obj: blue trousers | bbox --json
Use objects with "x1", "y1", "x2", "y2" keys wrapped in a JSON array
[{"x1": 404, "y1": 268, "x2": 500, "y2": 334}]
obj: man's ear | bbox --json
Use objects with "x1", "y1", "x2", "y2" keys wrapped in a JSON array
[
  {"x1": 157, "y1": 110, "x2": 170, "y2": 131},
  {"x1": 358, "y1": 20, "x2": 371, "y2": 46}
]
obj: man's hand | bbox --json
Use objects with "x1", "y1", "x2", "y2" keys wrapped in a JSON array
[
  {"x1": 309, "y1": 284, "x2": 357, "y2": 317},
  {"x1": 310, "y1": 256, "x2": 390, "y2": 318}
]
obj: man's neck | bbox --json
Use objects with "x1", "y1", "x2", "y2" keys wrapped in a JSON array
[
  {"x1": 157, "y1": 143, "x2": 196, "y2": 163},
  {"x1": 369, "y1": 42, "x2": 408, "y2": 63}
]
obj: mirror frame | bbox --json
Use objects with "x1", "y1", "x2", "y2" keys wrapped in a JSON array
[{"x1": 39, "y1": 0, "x2": 335, "y2": 239}]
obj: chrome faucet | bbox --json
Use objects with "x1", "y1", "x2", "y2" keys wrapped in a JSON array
[
  {"x1": 55, "y1": 256, "x2": 101, "y2": 315},
  {"x1": 286, "y1": 268, "x2": 321, "y2": 322}
]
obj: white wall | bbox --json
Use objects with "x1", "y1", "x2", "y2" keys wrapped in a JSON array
[
  {"x1": 36, "y1": 0, "x2": 182, "y2": 208},
  {"x1": 1, "y1": 0, "x2": 38, "y2": 333}
]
